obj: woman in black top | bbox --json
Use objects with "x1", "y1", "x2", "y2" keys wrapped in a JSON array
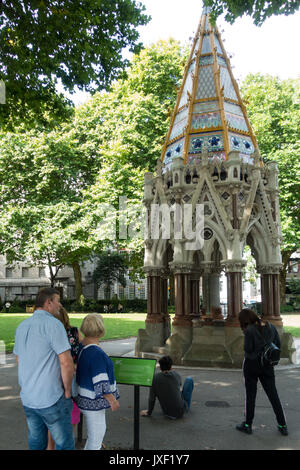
[{"x1": 236, "y1": 308, "x2": 288, "y2": 436}]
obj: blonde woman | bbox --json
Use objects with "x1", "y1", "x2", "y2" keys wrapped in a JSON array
[{"x1": 75, "y1": 314, "x2": 120, "y2": 450}]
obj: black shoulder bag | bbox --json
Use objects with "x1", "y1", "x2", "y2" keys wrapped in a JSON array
[{"x1": 257, "y1": 324, "x2": 281, "y2": 367}]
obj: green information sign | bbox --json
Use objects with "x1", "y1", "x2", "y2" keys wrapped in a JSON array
[{"x1": 110, "y1": 356, "x2": 157, "y2": 387}]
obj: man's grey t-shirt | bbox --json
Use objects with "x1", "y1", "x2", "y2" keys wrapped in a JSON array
[
  {"x1": 13, "y1": 309, "x2": 70, "y2": 409},
  {"x1": 148, "y1": 370, "x2": 186, "y2": 418}
]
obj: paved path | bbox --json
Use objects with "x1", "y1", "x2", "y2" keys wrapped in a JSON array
[{"x1": 1, "y1": 332, "x2": 300, "y2": 451}]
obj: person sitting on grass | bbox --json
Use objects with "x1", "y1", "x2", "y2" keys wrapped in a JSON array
[{"x1": 140, "y1": 355, "x2": 194, "y2": 420}]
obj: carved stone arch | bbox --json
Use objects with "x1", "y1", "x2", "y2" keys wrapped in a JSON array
[
  {"x1": 151, "y1": 237, "x2": 169, "y2": 267},
  {"x1": 186, "y1": 248, "x2": 205, "y2": 268},
  {"x1": 245, "y1": 231, "x2": 260, "y2": 266},
  {"x1": 246, "y1": 222, "x2": 271, "y2": 266},
  {"x1": 201, "y1": 220, "x2": 227, "y2": 262}
]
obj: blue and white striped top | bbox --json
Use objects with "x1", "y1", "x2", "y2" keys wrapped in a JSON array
[{"x1": 75, "y1": 344, "x2": 119, "y2": 411}]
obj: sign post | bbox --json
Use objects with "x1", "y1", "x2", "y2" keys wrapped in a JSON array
[{"x1": 110, "y1": 356, "x2": 157, "y2": 450}]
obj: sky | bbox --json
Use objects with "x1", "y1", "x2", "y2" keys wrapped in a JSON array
[{"x1": 70, "y1": 0, "x2": 300, "y2": 106}]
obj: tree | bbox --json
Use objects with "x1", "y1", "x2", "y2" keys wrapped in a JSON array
[
  {"x1": 0, "y1": 125, "x2": 97, "y2": 300},
  {"x1": 75, "y1": 40, "x2": 188, "y2": 275},
  {"x1": 204, "y1": 0, "x2": 300, "y2": 26},
  {"x1": 0, "y1": 0, "x2": 150, "y2": 126},
  {"x1": 92, "y1": 252, "x2": 128, "y2": 299},
  {"x1": 0, "y1": 40, "x2": 187, "y2": 298},
  {"x1": 241, "y1": 74, "x2": 300, "y2": 302}
]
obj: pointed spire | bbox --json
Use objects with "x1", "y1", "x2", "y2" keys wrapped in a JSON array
[{"x1": 161, "y1": 5, "x2": 260, "y2": 167}]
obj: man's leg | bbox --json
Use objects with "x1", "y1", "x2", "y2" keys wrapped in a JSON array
[
  {"x1": 182, "y1": 377, "x2": 194, "y2": 411},
  {"x1": 41, "y1": 395, "x2": 75, "y2": 450},
  {"x1": 23, "y1": 406, "x2": 49, "y2": 450}
]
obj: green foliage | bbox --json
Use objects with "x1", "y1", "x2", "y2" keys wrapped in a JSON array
[
  {"x1": 280, "y1": 304, "x2": 295, "y2": 313},
  {"x1": 241, "y1": 74, "x2": 300, "y2": 255},
  {"x1": 92, "y1": 252, "x2": 128, "y2": 293},
  {"x1": 288, "y1": 278, "x2": 300, "y2": 295},
  {"x1": 0, "y1": 0, "x2": 150, "y2": 127},
  {"x1": 243, "y1": 245, "x2": 258, "y2": 285},
  {"x1": 204, "y1": 0, "x2": 300, "y2": 26}
]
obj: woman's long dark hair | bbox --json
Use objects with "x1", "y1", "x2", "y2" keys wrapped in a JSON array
[{"x1": 238, "y1": 308, "x2": 263, "y2": 332}]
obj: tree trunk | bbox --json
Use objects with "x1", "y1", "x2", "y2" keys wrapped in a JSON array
[
  {"x1": 72, "y1": 260, "x2": 83, "y2": 302},
  {"x1": 47, "y1": 255, "x2": 62, "y2": 288}
]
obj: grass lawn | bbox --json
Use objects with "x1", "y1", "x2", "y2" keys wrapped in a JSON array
[
  {"x1": 284, "y1": 327, "x2": 300, "y2": 337},
  {"x1": 1, "y1": 313, "x2": 299, "y2": 354},
  {"x1": 0, "y1": 313, "x2": 147, "y2": 354}
]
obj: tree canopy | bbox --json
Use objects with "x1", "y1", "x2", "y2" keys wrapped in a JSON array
[
  {"x1": 204, "y1": 0, "x2": 300, "y2": 25},
  {"x1": 0, "y1": 0, "x2": 150, "y2": 128},
  {"x1": 241, "y1": 73, "x2": 300, "y2": 301},
  {"x1": 0, "y1": 39, "x2": 187, "y2": 298}
]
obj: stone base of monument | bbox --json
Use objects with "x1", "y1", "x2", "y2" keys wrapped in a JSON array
[
  {"x1": 135, "y1": 321, "x2": 297, "y2": 368},
  {"x1": 181, "y1": 323, "x2": 242, "y2": 368}
]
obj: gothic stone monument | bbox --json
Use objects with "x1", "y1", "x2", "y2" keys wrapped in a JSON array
[{"x1": 135, "y1": 7, "x2": 296, "y2": 367}]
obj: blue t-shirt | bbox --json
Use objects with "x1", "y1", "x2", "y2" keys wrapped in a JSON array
[{"x1": 13, "y1": 309, "x2": 71, "y2": 409}]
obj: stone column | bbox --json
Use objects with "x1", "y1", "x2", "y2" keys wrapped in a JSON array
[
  {"x1": 258, "y1": 265, "x2": 283, "y2": 327},
  {"x1": 160, "y1": 271, "x2": 171, "y2": 342},
  {"x1": 209, "y1": 269, "x2": 221, "y2": 312},
  {"x1": 201, "y1": 262, "x2": 213, "y2": 316},
  {"x1": 145, "y1": 268, "x2": 164, "y2": 325},
  {"x1": 139, "y1": 267, "x2": 166, "y2": 351},
  {"x1": 190, "y1": 274, "x2": 201, "y2": 320},
  {"x1": 222, "y1": 261, "x2": 245, "y2": 326},
  {"x1": 166, "y1": 264, "x2": 193, "y2": 363},
  {"x1": 173, "y1": 270, "x2": 192, "y2": 327}
]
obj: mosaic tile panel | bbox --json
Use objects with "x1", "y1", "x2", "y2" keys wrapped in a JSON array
[
  {"x1": 170, "y1": 107, "x2": 188, "y2": 140},
  {"x1": 224, "y1": 102, "x2": 243, "y2": 116},
  {"x1": 204, "y1": 15, "x2": 210, "y2": 30},
  {"x1": 191, "y1": 112, "x2": 222, "y2": 130},
  {"x1": 226, "y1": 113, "x2": 248, "y2": 132},
  {"x1": 179, "y1": 62, "x2": 195, "y2": 108},
  {"x1": 214, "y1": 35, "x2": 223, "y2": 54},
  {"x1": 189, "y1": 132, "x2": 224, "y2": 154},
  {"x1": 199, "y1": 55, "x2": 214, "y2": 66},
  {"x1": 220, "y1": 67, "x2": 238, "y2": 101},
  {"x1": 193, "y1": 101, "x2": 219, "y2": 113},
  {"x1": 217, "y1": 56, "x2": 227, "y2": 67},
  {"x1": 196, "y1": 66, "x2": 216, "y2": 99},
  {"x1": 164, "y1": 138, "x2": 185, "y2": 165},
  {"x1": 229, "y1": 133, "x2": 254, "y2": 154},
  {"x1": 201, "y1": 34, "x2": 212, "y2": 54},
  {"x1": 192, "y1": 38, "x2": 200, "y2": 59}
]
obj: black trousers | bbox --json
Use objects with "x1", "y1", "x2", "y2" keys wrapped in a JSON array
[{"x1": 243, "y1": 358, "x2": 286, "y2": 426}]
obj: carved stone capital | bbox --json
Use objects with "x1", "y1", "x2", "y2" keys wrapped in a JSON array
[
  {"x1": 257, "y1": 264, "x2": 282, "y2": 275},
  {"x1": 169, "y1": 262, "x2": 193, "y2": 275},
  {"x1": 221, "y1": 260, "x2": 246, "y2": 273},
  {"x1": 143, "y1": 266, "x2": 166, "y2": 277}
]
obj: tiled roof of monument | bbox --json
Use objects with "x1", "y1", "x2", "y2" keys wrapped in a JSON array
[{"x1": 161, "y1": 6, "x2": 259, "y2": 166}]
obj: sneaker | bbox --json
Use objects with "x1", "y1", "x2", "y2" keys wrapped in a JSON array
[
  {"x1": 278, "y1": 425, "x2": 288, "y2": 436},
  {"x1": 236, "y1": 421, "x2": 252, "y2": 434}
]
